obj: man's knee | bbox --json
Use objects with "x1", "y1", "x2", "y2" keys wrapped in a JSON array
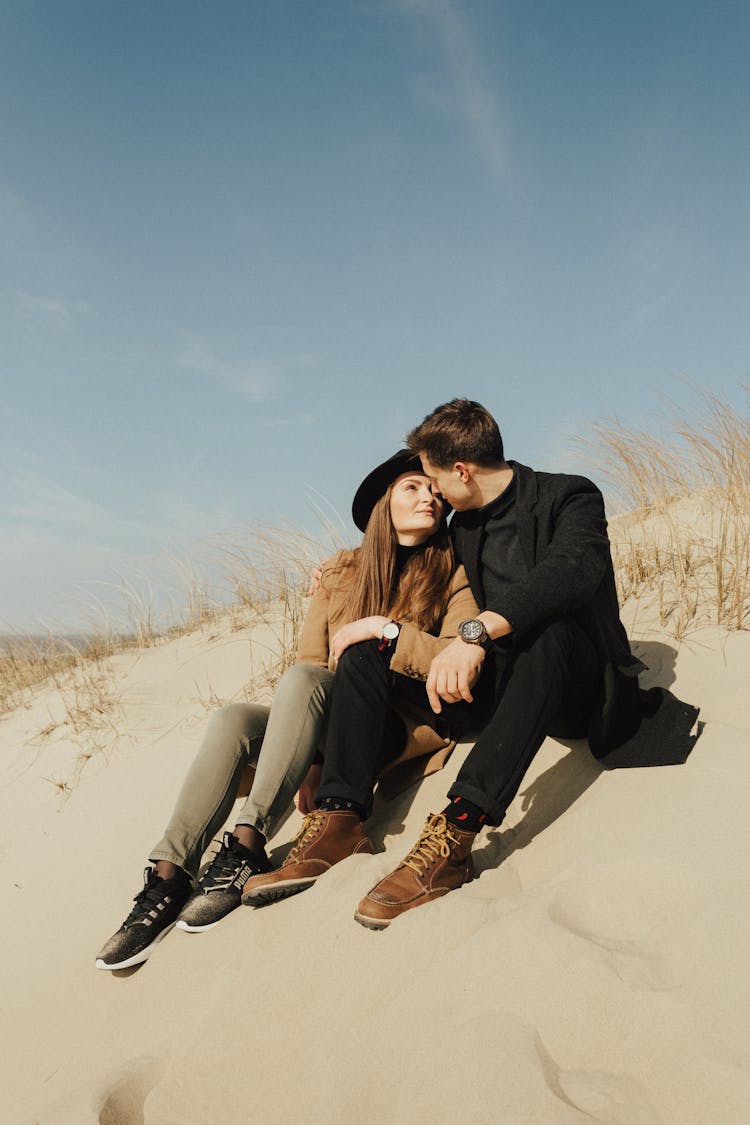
[
  {"x1": 336, "y1": 639, "x2": 386, "y2": 674},
  {"x1": 517, "y1": 616, "x2": 578, "y2": 662}
]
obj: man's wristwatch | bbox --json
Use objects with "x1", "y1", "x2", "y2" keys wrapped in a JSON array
[
  {"x1": 458, "y1": 619, "x2": 492, "y2": 651},
  {"x1": 378, "y1": 620, "x2": 401, "y2": 651}
]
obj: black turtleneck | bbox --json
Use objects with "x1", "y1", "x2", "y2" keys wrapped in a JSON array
[
  {"x1": 478, "y1": 472, "x2": 526, "y2": 614},
  {"x1": 395, "y1": 542, "x2": 421, "y2": 578}
]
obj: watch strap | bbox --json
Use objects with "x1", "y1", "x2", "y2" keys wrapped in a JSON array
[
  {"x1": 378, "y1": 620, "x2": 400, "y2": 651},
  {"x1": 458, "y1": 619, "x2": 492, "y2": 650}
]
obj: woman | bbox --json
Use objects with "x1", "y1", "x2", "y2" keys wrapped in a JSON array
[{"x1": 95, "y1": 450, "x2": 478, "y2": 970}]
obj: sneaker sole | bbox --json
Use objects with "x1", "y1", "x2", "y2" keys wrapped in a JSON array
[
  {"x1": 241, "y1": 877, "x2": 317, "y2": 906},
  {"x1": 95, "y1": 922, "x2": 176, "y2": 971},
  {"x1": 353, "y1": 910, "x2": 391, "y2": 931},
  {"x1": 175, "y1": 917, "x2": 222, "y2": 933}
]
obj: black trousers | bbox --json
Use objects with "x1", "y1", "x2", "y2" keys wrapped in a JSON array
[
  {"x1": 316, "y1": 616, "x2": 601, "y2": 826},
  {"x1": 315, "y1": 641, "x2": 436, "y2": 818}
]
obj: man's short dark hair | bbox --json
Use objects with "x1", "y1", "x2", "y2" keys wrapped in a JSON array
[{"x1": 406, "y1": 398, "x2": 505, "y2": 469}]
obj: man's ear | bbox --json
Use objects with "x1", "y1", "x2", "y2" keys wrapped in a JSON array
[{"x1": 453, "y1": 461, "x2": 472, "y2": 483}]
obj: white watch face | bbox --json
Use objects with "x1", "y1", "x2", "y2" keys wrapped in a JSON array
[{"x1": 382, "y1": 622, "x2": 400, "y2": 640}]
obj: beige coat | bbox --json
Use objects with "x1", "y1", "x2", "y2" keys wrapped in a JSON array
[{"x1": 296, "y1": 549, "x2": 479, "y2": 797}]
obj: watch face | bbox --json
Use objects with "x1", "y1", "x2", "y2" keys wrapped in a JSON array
[
  {"x1": 460, "y1": 619, "x2": 485, "y2": 642},
  {"x1": 382, "y1": 622, "x2": 400, "y2": 640}
]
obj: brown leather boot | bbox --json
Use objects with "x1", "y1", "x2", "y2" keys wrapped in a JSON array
[
  {"x1": 354, "y1": 813, "x2": 475, "y2": 929},
  {"x1": 241, "y1": 809, "x2": 374, "y2": 906}
]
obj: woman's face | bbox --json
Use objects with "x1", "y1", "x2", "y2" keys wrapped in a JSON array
[{"x1": 389, "y1": 472, "x2": 444, "y2": 546}]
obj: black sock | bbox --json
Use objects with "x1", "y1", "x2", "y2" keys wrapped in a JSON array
[
  {"x1": 443, "y1": 796, "x2": 487, "y2": 834},
  {"x1": 156, "y1": 865, "x2": 192, "y2": 887},
  {"x1": 232, "y1": 828, "x2": 267, "y2": 856},
  {"x1": 317, "y1": 795, "x2": 366, "y2": 819}
]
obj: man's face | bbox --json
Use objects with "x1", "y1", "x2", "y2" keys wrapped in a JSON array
[{"x1": 419, "y1": 453, "x2": 472, "y2": 511}]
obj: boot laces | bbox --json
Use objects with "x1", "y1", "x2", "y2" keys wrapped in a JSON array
[
  {"x1": 403, "y1": 814, "x2": 461, "y2": 876},
  {"x1": 287, "y1": 810, "x2": 326, "y2": 860}
]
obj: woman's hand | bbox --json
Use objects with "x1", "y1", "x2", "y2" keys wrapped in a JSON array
[
  {"x1": 295, "y1": 762, "x2": 323, "y2": 813},
  {"x1": 329, "y1": 616, "x2": 391, "y2": 664}
]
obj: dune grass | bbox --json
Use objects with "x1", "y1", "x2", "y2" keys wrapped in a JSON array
[
  {"x1": 584, "y1": 385, "x2": 750, "y2": 637},
  {"x1": 0, "y1": 526, "x2": 337, "y2": 718}
]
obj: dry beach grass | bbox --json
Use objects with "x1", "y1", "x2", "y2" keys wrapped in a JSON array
[
  {"x1": 584, "y1": 385, "x2": 750, "y2": 636},
  {"x1": 0, "y1": 527, "x2": 334, "y2": 798}
]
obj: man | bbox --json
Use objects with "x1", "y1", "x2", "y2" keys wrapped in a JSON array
[{"x1": 351, "y1": 398, "x2": 698, "y2": 928}]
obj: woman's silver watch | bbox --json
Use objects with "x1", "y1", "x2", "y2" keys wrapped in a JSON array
[
  {"x1": 458, "y1": 618, "x2": 492, "y2": 651},
  {"x1": 378, "y1": 620, "x2": 401, "y2": 651}
]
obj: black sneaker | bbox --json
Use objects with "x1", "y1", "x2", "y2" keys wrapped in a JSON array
[
  {"x1": 95, "y1": 867, "x2": 192, "y2": 971},
  {"x1": 176, "y1": 832, "x2": 272, "y2": 933}
]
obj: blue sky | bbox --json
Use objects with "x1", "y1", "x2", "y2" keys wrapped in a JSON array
[{"x1": 2, "y1": 1, "x2": 749, "y2": 631}]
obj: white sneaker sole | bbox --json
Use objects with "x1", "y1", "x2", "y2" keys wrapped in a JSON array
[
  {"x1": 95, "y1": 922, "x2": 176, "y2": 971},
  {"x1": 175, "y1": 917, "x2": 221, "y2": 933}
]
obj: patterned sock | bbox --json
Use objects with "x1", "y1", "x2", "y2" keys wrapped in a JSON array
[
  {"x1": 317, "y1": 795, "x2": 366, "y2": 819},
  {"x1": 443, "y1": 796, "x2": 487, "y2": 834}
]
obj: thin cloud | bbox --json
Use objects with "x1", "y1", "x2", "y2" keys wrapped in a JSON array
[
  {"x1": 0, "y1": 187, "x2": 37, "y2": 246},
  {"x1": 0, "y1": 467, "x2": 104, "y2": 528},
  {"x1": 621, "y1": 227, "x2": 683, "y2": 339},
  {"x1": 1, "y1": 187, "x2": 91, "y2": 331},
  {"x1": 265, "y1": 413, "x2": 318, "y2": 429},
  {"x1": 13, "y1": 289, "x2": 91, "y2": 331},
  {"x1": 399, "y1": 0, "x2": 508, "y2": 184},
  {"x1": 175, "y1": 336, "x2": 284, "y2": 403}
]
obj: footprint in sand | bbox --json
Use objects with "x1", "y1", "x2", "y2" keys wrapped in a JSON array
[
  {"x1": 537, "y1": 1036, "x2": 662, "y2": 1125},
  {"x1": 97, "y1": 1054, "x2": 166, "y2": 1125},
  {"x1": 546, "y1": 861, "x2": 696, "y2": 992}
]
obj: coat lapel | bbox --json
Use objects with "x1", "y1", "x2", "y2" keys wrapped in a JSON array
[
  {"x1": 453, "y1": 514, "x2": 486, "y2": 606},
  {"x1": 510, "y1": 461, "x2": 539, "y2": 570}
]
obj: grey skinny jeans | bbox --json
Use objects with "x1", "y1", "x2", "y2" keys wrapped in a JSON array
[{"x1": 149, "y1": 662, "x2": 334, "y2": 877}]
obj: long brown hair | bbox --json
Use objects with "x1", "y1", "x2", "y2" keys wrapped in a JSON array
[{"x1": 340, "y1": 483, "x2": 454, "y2": 632}]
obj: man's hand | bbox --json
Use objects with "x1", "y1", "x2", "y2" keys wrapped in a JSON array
[
  {"x1": 306, "y1": 562, "x2": 327, "y2": 596},
  {"x1": 295, "y1": 762, "x2": 323, "y2": 813},
  {"x1": 426, "y1": 638, "x2": 485, "y2": 714},
  {"x1": 329, "y1": 616, "x2": 390, "y2": 664}
]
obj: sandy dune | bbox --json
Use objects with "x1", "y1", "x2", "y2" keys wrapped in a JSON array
[{"x1": 1, "y1": 605, "x2": 748, "y2": 1124}]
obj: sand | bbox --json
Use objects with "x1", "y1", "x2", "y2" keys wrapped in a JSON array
[{"x1": 1, "y1": 605, "x2": 748, "y2": 1124}]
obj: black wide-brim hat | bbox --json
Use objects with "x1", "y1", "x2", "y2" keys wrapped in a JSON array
[{"x1": 351, "y1": 449, "x2": 424, "y2": 532}]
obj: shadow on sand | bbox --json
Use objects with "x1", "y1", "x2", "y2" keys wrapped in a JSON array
[{"x1": 371, "y1": 638, "x2": 703, "y2": 865}]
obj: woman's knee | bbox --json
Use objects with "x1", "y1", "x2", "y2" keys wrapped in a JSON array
[
  {"x1": 274, "y1": 662, "x2": 333, "y2": 704},
  {"x1": 205, "y1": 701, "x2": 269, "y2": 746}
]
